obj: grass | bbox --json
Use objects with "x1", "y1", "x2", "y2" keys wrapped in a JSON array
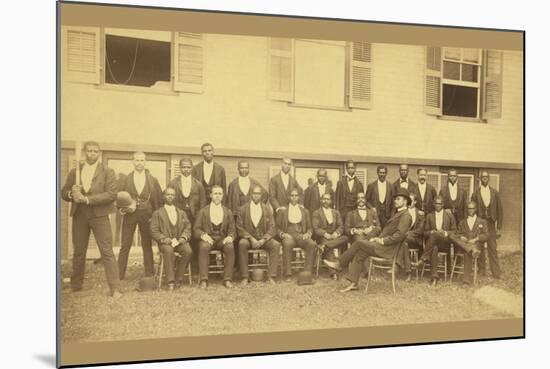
[{"x1": 60, "y1": 250, "x2": 523, "y2": 344}]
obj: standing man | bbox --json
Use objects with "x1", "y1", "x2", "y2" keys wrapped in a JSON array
[
  {"x1": 193, "y1": 185, "x2": 236, "y2": 289},
  {"x1": 150, "y1": 187, "x2": 194, "y2": 290},
  {"x1": 344, "y1": 193, "x2": 381, "y2": 243},
  {"x1": 471, "y1": 171, "x2": 503, "y2": 279},
  {"x1": 413, "y1": 196, "x2": 457, "y2": 286},
  {"x1": 439, "y1": 168, "x2": 468, "y2": 224},
  {"x1": 227, "y1": 160, "x2": 268, "y2": 216},
  {"x1": 168, "y1": 158, "x2": 207, "y2": 224},
  {"x1": 312, "y1": 193, "x2": 349, "y2": 279},
  {"x1": 192, "y1": 143, "x2": 227, "y2": 202},
  {"x1": 392, "y1": 164, "x2": 417, "y2": 195},
  {"x1": 323, "y1": 189, "x2": 413, "y2": 292},
  {"x1": 61, "y1": 141, "x2": 122, "y2": 297},
  {"x1": 335, "y1": 160, "x2": 365, "y2": 222},
  {"x1": 414, "y1": 168, "x2": 437, "y2": 215},
  {"x1": 450, "y1": 201, "x2": 487, "y2": 285},
  {"x1": 304, "y1": 168, "x2": 334, "y2": 214},
  {"x1": 236, "y1": 185, "x2": 281, "y2": 285},
  {"x1": 366, "y1": 165, "x2": 393, "y2": 227},
  {"x1": 117, "y1": 152, "x2": 163, "y2": 280},
  {"x1": 276, "y1": 189, "x2": 316, "y2": 282},
  {"x1": 269, "y1": 157, "x2": 303, "y2": 214}
]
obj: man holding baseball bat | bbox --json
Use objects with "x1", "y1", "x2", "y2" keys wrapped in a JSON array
[{"x1": 61, "y1": 141, "x2": 122, "y2": 297}]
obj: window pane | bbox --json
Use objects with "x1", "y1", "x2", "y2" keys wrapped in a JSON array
[
  {"x1": 461, "y1": 64, "x2": 478, "y2": 82},
  {"x1": 444, "y1": 47, "x2": 461, "y2": 60},
  {"x1": 462, "y1": 48, "x2": 480, "y2": 63},
  {"x1": 105, "y1": 34, "x2": 170, "y2": 87},
  {"x1": 443, "y1": 61, "x2": 460, "y2": 80},
  {"x1": 442, "y1": 84, "x2": 478, "y2": 118}
]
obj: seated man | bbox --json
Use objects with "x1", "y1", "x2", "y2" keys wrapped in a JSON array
[
  {"x1": 236, "y1": 185, "x2": 281, "y2": 285},
  {"x1": 396, "y1": 192, "x2": 425, "y2": 281},
  {"x1": 193, "y1": 185, "x2": 236, "y2": 289},
  {"x1": 324, "y1": 188, "x2": 412, "y2": 292},
  {"x1": 312, "y1": 193, "x2": 349, "y2": 280},
  {"x1": 413, "y1": 196, "x2": 457, "y2": 286},
  {"x1": 276, "y1": 188, "x2": 316, "y2": 282},
  {"x1": 150, "y1": 186, "x2": 193, "y2": 291},
  {"x1": 344, "y1": 192, "x2": 380, "y2": 243},
  {"x1": 450, "y1": 201, "x2": 487, "y2": 285}
]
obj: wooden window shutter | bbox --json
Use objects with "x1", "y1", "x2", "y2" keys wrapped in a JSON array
[
  {"x1": 348, "y1": 42, "x2": 373, "y2": 109},
  {"x1": 65, "y1": 26, "x2": 101, "y2": 84},
  {"x1": 424, "y1": 46, "x2": 442, "y2": 115},
  {"x1": 354, "y1": 167, "x2": 368, "y2": 190},
  {"x1": 481, "y1": 50, "x2": 503, "y2": 119},
  {"x1": 173, "y1": 32, "x2": 204, "y2": 93},
  {"x1": 427, "y1": 172, "x2": 442, "y2": 192},
  {"x1": 489, "y1": 174, "x2": 500, "y2": 191},
  {"x1": 268, "y1": 38, "x2": 294, "y2": 101}
]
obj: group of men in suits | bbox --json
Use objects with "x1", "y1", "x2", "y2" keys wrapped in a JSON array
[{"x1": 62, "y1": 141, "x2": 504, "y2": 297}]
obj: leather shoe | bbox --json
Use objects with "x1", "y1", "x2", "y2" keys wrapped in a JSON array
[
  {"x1": 405, "y1": 273, "x2": 412, "y2": 282},
  {"x1": 240, "y1": 279, "x2": 249, "y2": 286},
  {"x1": 339, "y1": 282, "x2": 359, "y2": 293},
  {"x1": 267, "y1": 277, "x2": 276, "y2": 285},
  {"x1": 323, "y1": 259, "x2": 342, "y2": 272},
  {"x1": 111, "y1": 290, "x2": 123, "y2": 298},
  {"x1": 167, "y1": 283, "x2": 175, "y2": 291},
  {"x1": 199, "y1": 281, "x2": 208, "y2": 289},
  {"x1": 285, "y1": 276, "x2": 292, "y2": 282},
  {"x1": 224, "y1": 280, "x2": 234, "y2": 289},
  {"x1": 331, "y1": 274, "x2": 338, "y2": 281},
  {"x1": 430, "y1": 278, "x2": 438, "y2": 287}
]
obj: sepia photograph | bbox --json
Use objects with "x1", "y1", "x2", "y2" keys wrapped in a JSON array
[{"x1": 57, "y1": 1, "x2": 524, "y2": 366}]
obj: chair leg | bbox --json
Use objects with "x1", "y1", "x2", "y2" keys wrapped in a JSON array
[
  {"x1": 391, "y1": 264, "x2": 396, "y2": 294},
  {"x1": 473, "y1": 257, "x2": 478, "y2": 285},
  {"x1": 158, "y1": 255, "x2": 164, "y2": 289},
  {"x1": 188, "y1": 264, "x2": 192, "y2": 285},
  {"x1": 443, "y1": 255, "x2": 448, "y2": 282},
  {"x1": 365, "y1": 258, "x2": 373, "y2": 294},
  {"x1": 414, "y1": 251, "x2": 419, "y2": 280},
  {"x1": 450, "y1": 255, "x2": 457, "y2": 282},
  {"x1": 420, "y1": 262, "x2": 426, "y2": 279},
  {"x1": 315, "y1": 247, "x2": 320, "y2": 278}
]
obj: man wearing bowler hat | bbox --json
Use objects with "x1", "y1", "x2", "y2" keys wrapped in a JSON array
[
  {"x1": 61, "y1": 141, "x2": 122, "y2": 297},
  {"x1": 117, "y1": 152, "x2": 163, "y2": 280},
  {"x1": 324, "y1": 188, "x2": 413, "y2": 292}
]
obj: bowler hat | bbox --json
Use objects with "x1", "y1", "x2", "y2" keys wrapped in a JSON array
[
  {"x1": 392, "y1": 188, "x2": 412, "y2": 206},
  {"x1": 251, "y1": 269, "x2": 266, "y2": 282},
  {"x1": 116, "y1": 191, "x2": 136, "y2": 209},
  {"x1": 297, "y1": 271, "x2": 314, "y2": 285},
  {"x1": 137, "y1": 277, "x2": 157, "y2": 292}
]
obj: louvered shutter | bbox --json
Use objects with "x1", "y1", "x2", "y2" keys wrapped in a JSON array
[
  {"x1": 173, "y1": 32, "x2": 204, "y2": 93},
  {"x1": 489, "y1": 174, "x2": 500, "y2": 191},
  {"x1": 65, "y1": 26, "x2": 101, "y2": 84},
  {"x1": 348, "y1": 42, "x2": 372, "y2": 109},
  {"x1": 441, "y1": 173, "x2": 475, "y2": 199},
  {"x1": 481, "y1": 50, "x2": 503, "y2": 119},
  {"x1": 424, "y1": 46, "x2": 442, "y2": 115},
  {"x1": 170, "y1": 158, "x2": 182, "y2": 180},
  {"x1": 426, "y1": 172, "x2": 441, "y2": 192},
  {"x1": 268, "y1": 38, "x2": 294, "y2": 101},
  {"x1": 354, "y1": 167, "x2": 368, "y2": 191}
]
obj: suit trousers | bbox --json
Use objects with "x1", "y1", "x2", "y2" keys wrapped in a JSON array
[
  {"x1": 400, "y1": 237, "x2": 423, "y2": 273},
  {"x1": 450, "y1": 236, "x2": 480, "y2": 284},
  {"x1": 158, "y1": 242, "x2": 193, "y2": 283},
  {"x1": 281, "y1": 235, "x2": 315, "y2": 277},
  {"x1": 340, "y1": 240, "x2": 380, "y2": 283},
  {"x1": 238, "y1": 238, "x2": 281, "y2": 279},
  {"x1": 71, "y1": 206, "x2": 120, "y2": 292},
  {"x1": 422, "y1": 232, "x2": 452, "y2": 278},
  {"x1": 478, "y1": 219, "x2": 501, "y2": 278},
  {"x1": 198, "y1": 237, "x2": 235, "y2": 282},
  {"x1": 319, "y1": 235, "x2": 349, "y2": 276},
  {"x1": 118, "y1": 209, "x2": 154, "y2": 279}
]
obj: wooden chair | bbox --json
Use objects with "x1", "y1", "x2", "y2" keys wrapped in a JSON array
[
  {"x1": 450, "y1": 252, "x2": 479, "y2": 284},
  {"x1": 315, "y1": 246, "x2": 341, "y2": 278},
  {"x1": 365, "y1": 243, "x2": 403, "y2": 294},
  {"x1": 420, "y1": 252, "x2": 449, "y2": 281},
  {"x1": 247, "y1": 249, "x2": 270, "y2": 274},
  {"x1": 408, "y1": 248, "x2": 420, "y2": 280},
  {"x1": 208, "y1": 250, "x2": 225, "y2": 277},
  {"x1": 156, "y1": 252, "x2": 192, "y2": 289}
]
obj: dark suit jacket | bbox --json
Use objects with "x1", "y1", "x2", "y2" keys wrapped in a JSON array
[
  {"x1": 334, "y1": 176, "x2": 364, "y2": 211},
  {"x1": 269, "y1": 172, "x2": 303, "y2": 210},
  {"x1": 392, "y1": 178, "x2": 418, "y2": 195},
  {"x1": 61, "y1": 162, "x2": 117, "y2": 217},
  {"x1": 344, "y1": 208, "x2": 381, "y2": 238},
  {"x1": 365, "y1": 180, "x2": 393, "y2": 220},
  {"x1": 406, "y1": 208, "x2": 425, "y2": 243},
  {"x1": 471, "y1": 185, "x2": 503, "y2": 229},
  {"x1": 304, "y1": 182, "x2": 334, "y2": 214},
  {"x1": 424, "y1": 210, "x2": 457, "y2": 238},
  {"x1": 455, "y1": 216, "x2": 489, "y2": 242},
  {"x1": 193, "y1": 204, "x2": 236, "y2": 240},
  {"x1": 227, "y1": 177, "x2": 268, "y2": 214},
  {"x1": 276, "y1": 206, "x2": 312, "y2": 236},
  {"x1": 150, "y1": 206, "x2": 192, "y2": 243},
  {"x1": 236, "y1": 202, "x2": 277, "y2": 241},
  {"x1": 120, "y1": 170, "x2": 163, "y2": 212},
  {"x1": 192, "y1": 161, "x2": 227, "y2": 197},
  {"x1": 439, "y1": 182, "x2": 468, "y2": 222},
  {"x1": 168, "y1": 176, "x2": 207, "y2": 219},
  {"x1": 413, "y1": 182, "x2": 438, "y2": 214},
  {"x1": 374, "y1": 209, "x2": 413, "y2": 260},
  {"x1": 312, "y1": 208, "x2": 344, "y2": 239}
]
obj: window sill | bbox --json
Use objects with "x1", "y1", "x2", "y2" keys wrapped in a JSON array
[
  {"x1": 287, "y1": 102, "x2": 351, "y2": 112},
  {"x1": 96, "y1": 82, "x2": 179, "y2": 96},
  {"x1": 437, "y1": 115, "x2": 487, "y2": 124}
]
